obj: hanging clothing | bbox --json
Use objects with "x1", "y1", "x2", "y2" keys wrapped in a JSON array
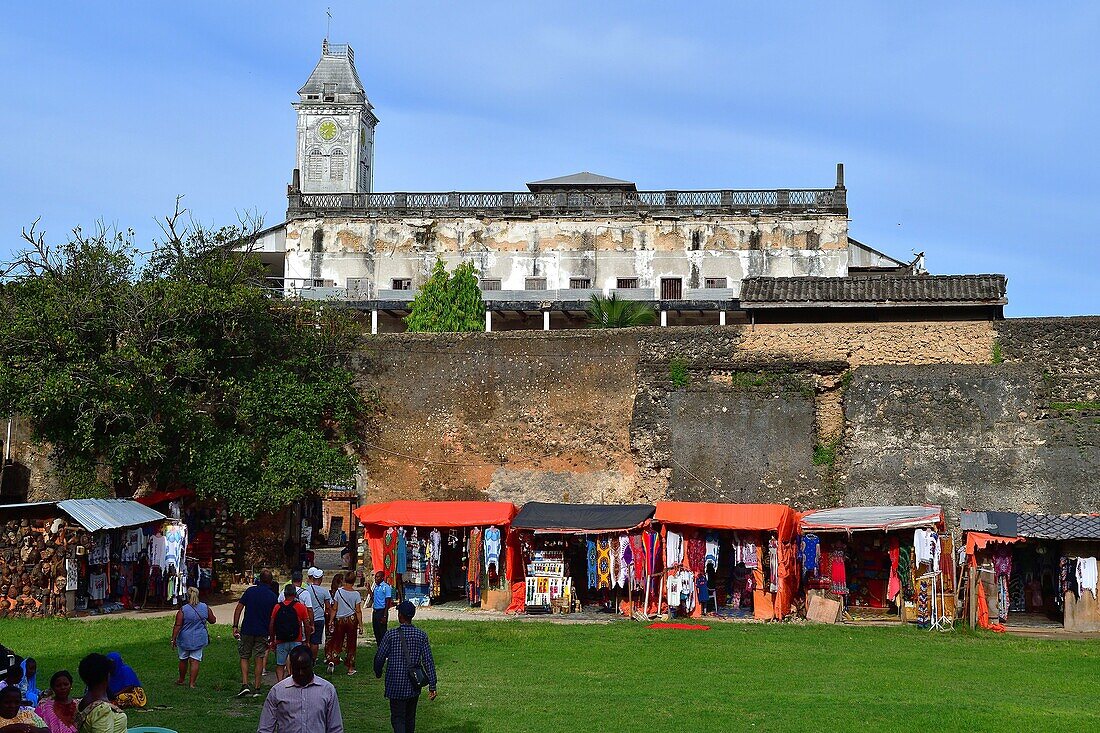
[
  {"x1": 767, "y1": 536, "x2": 779, "y2": 593},
  {"x1": 617, "y1": 534, "x2": 631, "y2": 589},
  {"x1": 737, "y1": 534, "x2": 759, "y2": 569},
  {"x1": 148, "y1": 533, "x2": 167, "y2": 567},
  {"x1": 586, "y1": 540, "x2": 597, "y2": 588},
  {"x1": 382, "y1": 528, "x2": 399, "y2": 586},
  {"x1": 686, "y1": 535, "x2": 706, "y2": 574},
  {"x1": 1076, "y1": 557, "x2": 1098, "y2": 599},
  {"x1": 629, "y1": 535, "x2": 647, "y2": 586},
  {"x1": 666, "y1": 574, "x2": 682, "y2": 607},
  {"x1": 914, "y1": 528, "x2": 941, "y2": 571},
  {"x1": 897, "y1": 546, "x2": 914, "y2": 600},
  {"x1": 799, "y1": 534, "x2": 820, "y2": 578},
  {"x1": 828, "y1": 544, "x2": 848, "y2": 595},
  {"x1": 596, "y1": 537, "x2": 613, "y2": 590},
  {"x1": 396, "y1": 530, "x2": 408, "y2": 574},
  {"x1": 483, "y1": 527, "x2": 502, "y2": 575},
  {"x1": 665, "y1": 531, "x2": 684, "y2": 568},
  {"x1": 704, "y1": 533, "x2": 720, "y2": 573},
  {"x1": 887, "y1": 537, "x2": 901, "y2": 602},
  {"x1": 467, "y1": 527, "x2": 483, "y2": 604}
]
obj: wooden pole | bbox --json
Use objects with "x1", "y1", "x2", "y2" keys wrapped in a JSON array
[{"x1": 968, "y1": 566, "x2": 977, "y2": 629}]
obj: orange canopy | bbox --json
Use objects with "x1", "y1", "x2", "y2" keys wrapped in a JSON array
[
  {"x1": 653, "y1": 502, "x2": 799, "y2": 542},
  {"x1": 354, "y1": 500, "x2": 520, "y2": 581},
  {"x1": 965, "y1": 531, "x2": 1025, "y2": 556}
]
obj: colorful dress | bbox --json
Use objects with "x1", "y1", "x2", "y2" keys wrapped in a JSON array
[
  {"x1": 75, "y1": 700, "x2": 127, "y2": 733},
  {"x1": 37, "y1": 698, "x2": 79, "y2": 733},
  {"x1": 467, "y1": 527, "x2": 483, "y2": 605},
  {"x1": 828, "y1": 544, "x2": 848, "y2": 595},
  {"x1": 382, "y1": 528, "x2": 399, "y2": 586},
  {"x1": 586, "y1": 540, "x2": 598, "y2": 589},
  {"x1": 1, "y1": 708, "x2": 47, "y2": 730},
  {"x1": 596, "y1": 537, "x2": 613, "y2": 590}
]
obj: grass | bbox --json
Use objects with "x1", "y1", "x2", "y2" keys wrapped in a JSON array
[
  {"x1": 1051, "y1": 401, "x2": 1100, "y2": 411},
  {"x1": 5, "y1": 617, "x2": 1100, "y2": 732},
  {"x1": 668, "y1": 358, "x2": 690, "y2": 388},
  {"x1": 812, "y1": 439, "x2": 840, "y2": 467}
]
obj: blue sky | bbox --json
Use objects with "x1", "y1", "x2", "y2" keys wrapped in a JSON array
[{"x1": 1, "y1": 2, "x2": 1096, "y2": 316}]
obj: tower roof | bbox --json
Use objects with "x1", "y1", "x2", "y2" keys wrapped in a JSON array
[{"x1": 298, "y1": 40, "x2": 370, "y2": 107}]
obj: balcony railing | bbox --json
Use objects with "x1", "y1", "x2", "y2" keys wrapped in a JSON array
[{"x1": 287, "y1": 187, "x2": 846, "y2": 219}]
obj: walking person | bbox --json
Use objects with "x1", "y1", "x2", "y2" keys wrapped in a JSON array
[
  {"x1": 373, "y1": 601, "x2": 437, "y2": 733},
  {"x1": 371, "y1": 571, "x2": 395, "y2": 646},
  {"x1": 170, "y1": 587, "x2": 215, "y2": 688},
  {"x1": 268, "y1": 584, "x2": 313, "y2": 683},
  {"x1": 232, "y1": 569, "x2": 278, "y2": 698},
  {"x1": 326, "y1": 573, "x2": 363, "y2": 676},
  {"x1": 304, "y1": 568, "x2": 333, "y2": 664},
  {"x1": 257, "y1": 646, "x2": 342, "y2": 733}
]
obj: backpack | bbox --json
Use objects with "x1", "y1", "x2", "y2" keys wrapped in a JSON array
[{"x1": 273, "y1": 601, "x2": 301, "y2": 642}]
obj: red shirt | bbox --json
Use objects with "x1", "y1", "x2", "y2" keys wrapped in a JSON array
[{"x1": 270, "y1": 598, "x2": 311, "y2": 642}]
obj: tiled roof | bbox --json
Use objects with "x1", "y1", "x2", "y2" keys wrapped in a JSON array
[
  {"x1": 298, "y1": 44, "x2": 367, "y2": 103},
  {"x1": 1017, "y1": 512, "x2": 1100, "y2": 541},
  {"x1": 740, "y1": 274, "x2": 1007, "y2": 307}
]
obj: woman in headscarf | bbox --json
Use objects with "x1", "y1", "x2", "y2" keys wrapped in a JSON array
[
  {"x1": 35, "y1": 671, "x2": 78, "y2": 733},
  {"x1": 18, "y1": 659, "x2": 39, "y2": 708},
  {"x1": 74, "y1": 655, "x2": 125, "y2": 733},
  {"x1": 103, "y1": 655, "x2": 144, "y2": 710}
]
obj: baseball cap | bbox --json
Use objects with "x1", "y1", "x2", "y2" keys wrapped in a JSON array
[{"x1": 307, "y1": 567, "x2": 324, "y2": 579}]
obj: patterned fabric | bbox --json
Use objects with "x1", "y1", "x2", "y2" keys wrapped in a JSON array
[
  {"x1": 799, "y1": 534, "x2": 821, "y2": 577},
  {"x1": 596, "y1": 537, "x2": 612, "y2": 590},
  {"x1": 887, "y1": 537, "x2": 901, "y2": 602},
  {"x1": 617, "y1": 534, "x2": 631, "y2": 589},
  {"x1": 74, "y1": 700, "x2": 127, "y2": 733},
  {"x1": 767, "y1": 537, "x2": 779, "y2": 593},
  {"x1": 828, "y1": 544, "x2": 848, "y2": 595},
  {"x1": 686, "y1": 535, "x2": 706, "y2": 574},
  {"x1": 586, "y1": 540, "x2": 597, "y2": 589},
  {"x1": 897, "y1": 546, "x2": 914, "y2": 599},
  {"x1": 382, "y1": 528, "x2": 399, "y2": 586},
  {"x1": 114, "y1": 688, "x2": 146, "y2": 709},
  {"x1": 467, "y1": 528, "x2": 482, "y2": 605},
  {"x1": 36, "y1": 697, "x2": 78, "y2": 733},
  {"x1": 629, "y1": 535, "x2": 647, "y2": 585},
  {"x1": 917, "y1": 579, "x2": 931, "y2": 628}
]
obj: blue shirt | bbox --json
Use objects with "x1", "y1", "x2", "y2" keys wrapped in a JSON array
[
  {"x1": 239, "y1": 583, "x2": 279, "y2": 637},
  {"x1": 372, "y1": 582, "x2": 393, "y2": 610},
  {"x1": 373, "y1": 624, "x2": 437, "y2": 699},
  {"x1": 177, "y1": 602, "x2": 210, "y2": 651}
]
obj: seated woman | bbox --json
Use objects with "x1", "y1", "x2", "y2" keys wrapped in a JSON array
[
  {"x1": 103, "y1": 656, "x2": 143, "y2": 710},
  {"x1": 74, "y1": 655, "x2": 125, "y2": 733},
  {"x1": 17, "y1": 661, "x2": 38, "y2": 709},
  {"x1": 0, "y1": 685, "x2": 47, "y2": 732},
  {"x1": 35, "y1": 672, "x2": 78, "y2": 733}
]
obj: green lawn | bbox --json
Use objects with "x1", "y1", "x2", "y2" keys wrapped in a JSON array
[{"x1": 3, "y1": 617, "x2": 1100, "y2": 732}]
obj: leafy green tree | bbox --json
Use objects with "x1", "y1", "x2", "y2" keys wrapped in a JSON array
[
  {"x1": 404, "y1": 258, "x2": 485, "y2": 332},
  {"x1": 0, "y1": 203, "x2": 370, "y2": 516},
  {"x1": 585, "y1": 293, "x2": 657, "y2": 328}
]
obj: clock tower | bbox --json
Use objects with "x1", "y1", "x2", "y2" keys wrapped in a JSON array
[{"x1": 294, "y1": 40, "x2": 377, "y2": 194}]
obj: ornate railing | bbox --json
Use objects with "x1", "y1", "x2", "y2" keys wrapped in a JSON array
[{"x1": 287, "y1": 187, "x2": 846, "y2": 219}]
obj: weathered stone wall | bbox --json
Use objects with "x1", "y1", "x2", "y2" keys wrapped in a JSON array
[{"x1": 285, "y1": 214, "x2": 849, "y2": 295}]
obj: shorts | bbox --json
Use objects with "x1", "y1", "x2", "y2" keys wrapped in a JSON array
[
  {"x1": 177, "y1": 647, "x2": 203, "y2": 661},
  {"x1": 238, "y1": 634, "x2": 269, "y2": 660},
  {"x1": 310, "y1": 618, "x2": 326, "y2": 645},
  {"x1": 275, "y1": 641, "x2": 302, "y2": 665}
]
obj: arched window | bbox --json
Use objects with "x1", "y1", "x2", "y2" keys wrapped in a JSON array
[
  {"x1": 329, "y1": 149, "x2": 346, "y2": 181},
  {"x1": 307, "y1": 148, "x2": 324, "y2": 181}
]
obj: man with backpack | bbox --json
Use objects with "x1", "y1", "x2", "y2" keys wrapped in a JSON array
[{"x1": 268, "y1": 584, "x2": 314, "y2": 682}]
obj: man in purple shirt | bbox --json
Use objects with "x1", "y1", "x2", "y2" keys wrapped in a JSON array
[{"x1": 257, "y1": 646, "x2": 343, "y2": 733}]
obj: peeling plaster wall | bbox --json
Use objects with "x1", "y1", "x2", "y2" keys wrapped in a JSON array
[{"x1": 285, "y1": 215, "x2": 849, "y2": 294}]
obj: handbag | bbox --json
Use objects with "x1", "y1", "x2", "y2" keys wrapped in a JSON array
[{"x1": 399, "y1": 627, "x2": 430, "y2": 690}]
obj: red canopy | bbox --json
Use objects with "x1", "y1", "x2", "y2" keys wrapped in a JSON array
[
  {"x1": 134, "y1": 488, "x2": 193, "y2": 506},
  {"x1": 354, "y1": 501, "x2": 520, "y2": 581},
  {"x1": 353, "y1": 500, "x2": 516, "y2": 529},
  {"x1": 654, "y1": 502, "x2": 798, "y2": 542}
]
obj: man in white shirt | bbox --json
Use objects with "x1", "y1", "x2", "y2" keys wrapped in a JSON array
[{"x1": 304, "y1": 567, "x2": 333, "y2": 663}]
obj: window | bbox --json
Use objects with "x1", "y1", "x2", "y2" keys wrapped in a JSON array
[
  {"x1": 480, "y1": 279, "x2": 502, "y2": 291},
  {"x1": 691, "y1": 231, "x2": 702, "y2": 251},
  {"x1": 307, "y1": 148, "x2": 324, "y2": 181},
  {"x1": 616, "y1": 278, "x2": 639, "y2": 289},
  {"x1": 329, "y1": 149, "x2": 346, "y2": 181},
  {"x1": 525, "y1": 277, "x2": 547, "y2": 291},
  {"x1": 307, "y1": 94, "x2": 320, "y2": 101},
  {"x1": 323, "y1": 83, "x2": 336, "y2": 102},
  {"x1": 704, "y1": 277, "x2": 728, "y2": 289},
  {"x1": 660, "y1": 278, "x2": 683, "y2": 300},
  {"x1": 805, "y1": 231, "x2": 820, "y2": 249},
  {"x1": 391, "y1": 278, "x2": 412, "y2": 291},
  {"x1": 569, "y1": 277, "x2": 591, "y2": 289}
]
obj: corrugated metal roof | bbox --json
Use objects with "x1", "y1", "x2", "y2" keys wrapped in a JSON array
[
  {"x1": 801, "y1": 505, "x2": 944, "y2": 531},
  {"x1": 57, "y1": 499, "x2": 166, "y2": 532},
  {"x1": 740, "y1": 274, "x2": 1008, "y2": 307}
]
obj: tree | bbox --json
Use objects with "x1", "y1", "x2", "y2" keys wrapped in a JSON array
[
  {"x1": 585, "y1": 293, "x2": 657, "y2": 328},
  {"x1": 404, "y1": 259, "x2": 485, "y2": 332},
  {"x1": 0, "y1": 202, "x2": 371, "y2": 516}
]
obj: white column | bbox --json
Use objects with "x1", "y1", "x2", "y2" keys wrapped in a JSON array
[
  {"x1": 371, "y1": 309, "x2": 379, "y2": 335},
  {"x1": 660, "y1": 309, "x2": 667, "y2": 327},
  {"x1": 719, "y1": 310, "x2": 726, "y2": 326},
  {"x1": 485, "y1": 310, "x2": 493, "y2": 332},
  {"x1": 543, "y1": 311, "x2": 551, "y2": 331}
]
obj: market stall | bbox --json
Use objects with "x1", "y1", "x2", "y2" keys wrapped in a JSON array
[
  {"x1": 0, "y1": 499, "x2": 170, "y2": 617},
  {"x1": 653, "y1": 502, "x2": 799, "y2": 620},
  {"x1": 354, "y1": 500, "x2": 519, "y2": 609},
  {"x1": 136, "y1": 489, "x2": 236, "y2": 597},
  {"x1": 510, "y1": 502, "x2": 656, "y2": 615},
  {"x1": 962, "y1": 511, "x2": 1100, "y2": 632},
  {"x1": 799, "y1": 505, "x2": 950, "y2": 625}
]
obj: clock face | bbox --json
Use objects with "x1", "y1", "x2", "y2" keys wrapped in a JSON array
[{"x1": 318, "y1": 120, "x2": 338, "y2": 141}]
